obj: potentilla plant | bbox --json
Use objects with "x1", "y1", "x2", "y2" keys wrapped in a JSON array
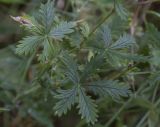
[{"x1": 12, "y1": 0, "x2": 148, "y2": 125}]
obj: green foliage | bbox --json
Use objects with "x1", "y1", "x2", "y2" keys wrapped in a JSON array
[
  {"x1": 54, "y1": 86, "x2": 78, "y2": 116},
  {"x1": 81, "y1": 54, "x2": 104, "y2": 80},
  {"x1": 28, "y1": 108, "x2": 53, "y2": 127},
  {"x1": 110, "y1": 33, "x2": 135, "y2": 49},
  {"x1": 90, "y1": 25, "x2": 147, "y2": 67},
  {"x1": 60, "y1": 52, "x2": 80, "y2": 84},
  {"x1": 13, "y1": 0, "x2": 147, "y2": 125},
  {"x1": 54, "y1": 53, "x2": 99, "y2": 124},
  {"x1": 2, "y1": 0, "x2": 160, "y2": 126},
  {"x1": 49, "y1": 21, "x2": 76, "y2": 40},
  {"x1": 87, "y1": 80, "x2": 130, "y2": 100},
  {"x1": 39, "y1": 0, "x2": 55, "y2": 33},
  {"x1": 80, "y1": 22, "x2": 90, "y2": 38},
  {"x1": 16, "y1": 0, "x2": 76, "y2": 61},
  {"x1": 115, "y1": 0, "x2": 128, "y2": 20},
  {"x1": 77, "y1": 87, "x2": 98, "y2": 124},
  {"x1": 41, "y1": 38, "x2": 55, "y2": 60},
  {"x1": 108, "y1": 50, "x2": 149, "y2": 62},
  {"x1": 101, "y1": 26, "x2": 112, "y2": 47},
  {"x1": 16, "y1": 36, "x2": 42, "y2": 55}
]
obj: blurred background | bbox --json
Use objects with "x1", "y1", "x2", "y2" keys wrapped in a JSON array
[{"x1": 0, "y1": 0, "x2": 160, "y2": 127}]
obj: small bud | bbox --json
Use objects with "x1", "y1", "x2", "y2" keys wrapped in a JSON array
[{"x1": 10, "y1": 15, "x2": 34, "y2": 27}]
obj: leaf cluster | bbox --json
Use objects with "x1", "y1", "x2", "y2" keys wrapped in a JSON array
[{"x1": 10, "y1": 0, "x2": 157, "y2": 126}]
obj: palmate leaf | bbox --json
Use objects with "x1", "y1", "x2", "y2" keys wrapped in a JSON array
[
  {"x1": 54, "y1": 86, "x2": 78, "y2": 116},
  {"x1": 49, "y1": 21, "x2": 76, "y2": 40},
  {"x1": 16, "y1": 36, "x2": 42, "y2": 55},
  {"x1": 60, "y1": 52, "x2": 80, "y2": 84},
  {"x1": 87, "y1": 80, "x2": 131, "y2": 100},
  {"x1": 39, "y1": 0, "x2": 55, "y2": 33},
  {"x1": 110, "y1": 34, "x2": 135, "y2": 49},
  {"x1": 77, "y1": 87, "x2": 98, "y2": 124}
]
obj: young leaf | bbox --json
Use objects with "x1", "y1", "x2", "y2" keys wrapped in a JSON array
[
  {"x1": 77, "y1": 87, "x2": 98, "y2": 124},
  {"x1": 54, "y1": 86, "x2": 78, "y2": 116},
  {"x1": 16, "y1": 36, "x2": 42, "y2": 55},
  {"x1": 87, "y1": 80, "x2": 131, "y2": 100},
  {"x1": 49, "y1": 21, "x2": 76, "y2": 40},
  {"x1": 110, "y1": 34, "x2": 135, "y2": 49},
  {"x1": 39, "y1": 38, "x2": 55, "y2": 61},
  {"x1": 115, "y1": 0, "x2": 128, "y2": 20},
  {"x1": 80, "y1": 22, "x2": 90, "y2": 38},
  {"x1": 39, "y1": 0, "x2": 55, "y2": 33},
  {"x1": 101, "y1": 25, "x2": 112, "y2": 47}
]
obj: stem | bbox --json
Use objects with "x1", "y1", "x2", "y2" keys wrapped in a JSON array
[
  {"x1": 88, "y1": 9, "x2": 115, "y2": 37},
  {"x1": 110, "y1": 63, "x2": 138, "y2": 80},
  {"x1": 105, "y1": 99, "x2": 132, "y2": 127},
  {"x1": 20, "y1": 51, "x2": 36, "y2": 83},
  {"x1": 136, "y1": 113, "x2": 149, "y2": 127},
  {"x1": 4, "y1": 112, "x2": 10, "y2": 127},
  {"x1": 104, "y1": 80, "x2": 149, "y2": 127},
  {"x1": 80, "y1": 8, "x2": 115, "y2": 48},
  {"x1": 14, "y1": 85, "x2": 40, "y2": 102},
  {"x1": 130, "y1": 5, "x2": 141, "y2": 96},
  {"x1": 136, "y1": 97, "x2": 160, "y2": 127},
  {"x1": 152, "y1": 83, "x2": 159, "y2": 102}
]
